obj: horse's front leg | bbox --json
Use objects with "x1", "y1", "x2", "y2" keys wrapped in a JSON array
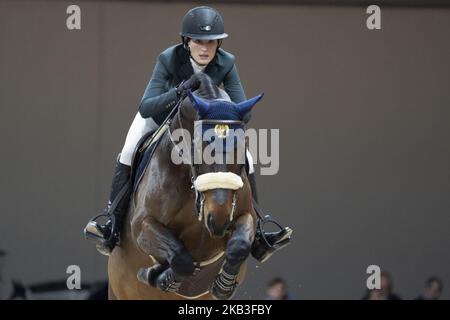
[
  {"x1": 134, "y1": 216, "x2": 195, "y2": 292},
  {"x1": 212, "y1": 213, "x2": 255, "y2": 300}
]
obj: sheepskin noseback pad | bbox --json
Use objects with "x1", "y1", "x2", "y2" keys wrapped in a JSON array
[{"x1": 193, "y1": 172, "x2": 244, "y2": 192}]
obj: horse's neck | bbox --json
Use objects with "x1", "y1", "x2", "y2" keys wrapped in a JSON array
[{"x1": 156, "y1": 110, "x2": 193, "y2": 180}]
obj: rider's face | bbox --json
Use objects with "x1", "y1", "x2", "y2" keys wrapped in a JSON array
[{"x1": 188, "y1": 39, "x2": 218, "y2": 66}]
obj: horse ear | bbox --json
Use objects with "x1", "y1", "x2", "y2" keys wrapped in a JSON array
[
  {"x1": 235, "y1": 92, "x2": 264, "y2": 118},
  {"x1": 188, "y1": 91, "x2": 209, "y2": 117}
]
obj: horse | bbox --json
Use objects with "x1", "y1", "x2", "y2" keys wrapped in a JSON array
[{"x1": 107, "y1": 74, "x2": 264, "y2": 300}]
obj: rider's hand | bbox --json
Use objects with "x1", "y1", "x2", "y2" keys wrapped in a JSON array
[{"x1": 176, "y1": 73, "x2": 203, "y2": 98}]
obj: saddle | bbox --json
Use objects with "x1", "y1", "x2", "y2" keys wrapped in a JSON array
[{"x1": 130, "y1": 124, "x2": 170, "y2": 192}]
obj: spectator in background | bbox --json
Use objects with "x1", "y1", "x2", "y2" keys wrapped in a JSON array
[
  {"x1": 265, "y1": 277, "x2": 291, "y2": 300},
  {"x1": 363, "y1": 271, "x2": 401, "y2": 300},
  {"x1": 416, "y1": 277, "x2": 443, "y2": 300}
]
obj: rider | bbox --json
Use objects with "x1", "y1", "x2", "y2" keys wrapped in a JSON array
[{"x1": 84, "y1": 6, "x2": 291, "y2": 261}]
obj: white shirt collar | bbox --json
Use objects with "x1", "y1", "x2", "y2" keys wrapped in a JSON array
[{"x1": 190, "y1": 57, "x2": 207, "y2": 74}]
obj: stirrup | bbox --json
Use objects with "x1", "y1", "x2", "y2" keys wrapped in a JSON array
[
  {"x1": 251, "y1": 215, "x2": 293, "y2": 263},
  {"x1": 84, "y1": 213, "x2": 118, "y2": 256},
  {"x1": 84, "y1": 213, "x2": 113, "y2": 239}
]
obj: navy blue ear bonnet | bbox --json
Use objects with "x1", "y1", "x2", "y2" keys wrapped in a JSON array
[
  {"x1": 188, "y1": 91, "x2": 264, "y2": 153},
  {"x1": 188, "y1": 91, "x2": 264, "y2": 121}
]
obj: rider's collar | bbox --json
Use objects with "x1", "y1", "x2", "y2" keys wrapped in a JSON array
[{"x1": 190, "y1": 57, "x2": 207, "y2": 74}]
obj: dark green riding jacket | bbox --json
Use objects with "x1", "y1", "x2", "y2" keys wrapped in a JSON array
[{"x1": 139, "y1": 44, "x2": 247, "y2": 125}]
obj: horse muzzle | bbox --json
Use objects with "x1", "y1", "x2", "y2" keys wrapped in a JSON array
[
  {"x1": 193, "y1": 172, "x2": 242, "y2": 235},
  {"x1": 206, "y1": 212, "x2": 231, "y2": 237}
]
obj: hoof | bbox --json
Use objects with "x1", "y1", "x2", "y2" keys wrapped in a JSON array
[
  {"x1": 137, "y1": 264, "x2": 167, "y2": 287},
  {"x1": 155, "y1": 268, "x2": 182, "y2": 293}
]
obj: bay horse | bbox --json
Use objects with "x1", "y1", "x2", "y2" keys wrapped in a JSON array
[{"x1": 108, "y1": 75, "x2": 263, "y2": 300}]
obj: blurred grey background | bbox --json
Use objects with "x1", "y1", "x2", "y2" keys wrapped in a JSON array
[{"x1": 0, "y1": 0, "x2": 449, "y2": 299}]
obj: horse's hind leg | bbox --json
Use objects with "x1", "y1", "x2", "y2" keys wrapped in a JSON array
[{"x1": 134, "y1": 217, "x2": 195, "y2": 290}]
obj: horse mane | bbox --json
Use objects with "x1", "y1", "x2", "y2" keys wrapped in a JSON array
[{"x1": 177, "y1": 73, "x2": 222, "y2": 126}]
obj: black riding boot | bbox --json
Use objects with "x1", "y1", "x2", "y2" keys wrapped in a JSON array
[
  {"x1": 248, "y1": 173, "x2": 293, "y2": 263},
  {"x1": 84, "y1": 158, "x2": 132, "y2": 256}
]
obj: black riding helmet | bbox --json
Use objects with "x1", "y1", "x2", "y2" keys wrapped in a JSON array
[{"x1": 180, "y1": 6, "x2": 228, "y2": 50}]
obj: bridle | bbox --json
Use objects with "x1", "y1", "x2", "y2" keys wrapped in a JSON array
[
  {"x1": 148, "y1": 96, "x2": 286, "y2": 267},
  {"x1": 166, "y1": 100, "x2": 245, "y2": 223}
]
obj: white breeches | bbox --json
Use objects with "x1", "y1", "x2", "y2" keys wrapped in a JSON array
[{"x1": 119, "y1": 112, "x2": 159, "y2": 166}]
